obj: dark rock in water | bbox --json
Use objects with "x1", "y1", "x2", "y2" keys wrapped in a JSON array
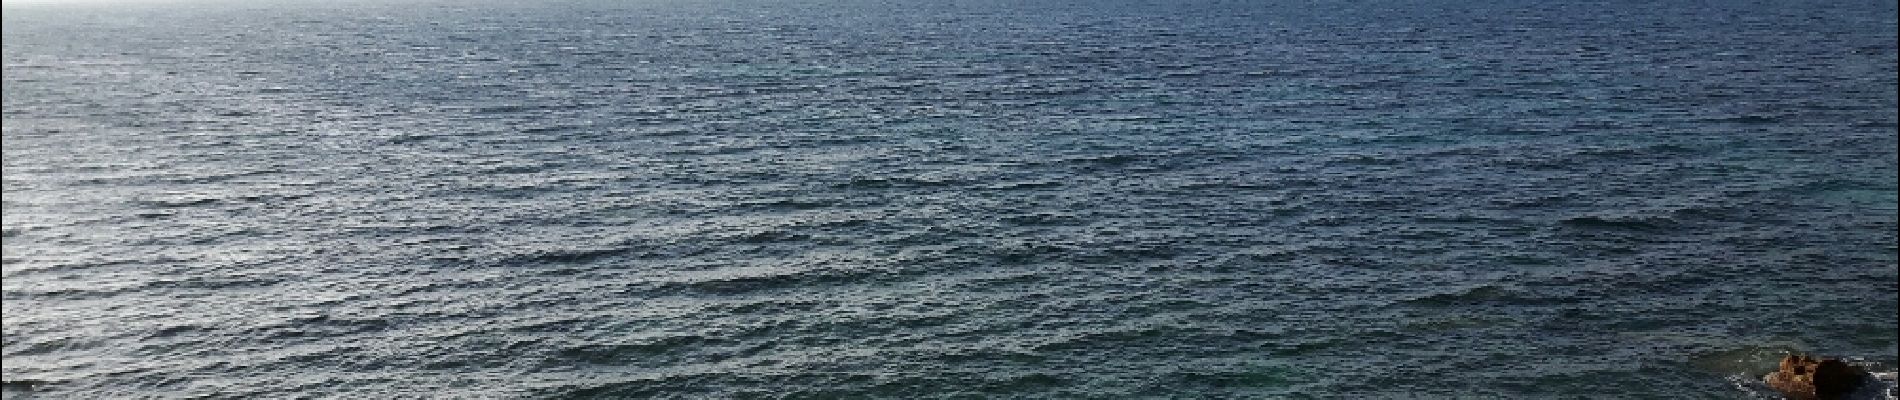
[{"x1": 1765, "y1": 354, "x2": 1868, "y2": 400}]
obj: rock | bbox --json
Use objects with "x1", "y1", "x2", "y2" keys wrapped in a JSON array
[{"x1": 1764, "y1": 354, "x2": 1868, "y2": 400}]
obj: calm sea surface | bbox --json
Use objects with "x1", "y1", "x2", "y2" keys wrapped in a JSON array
[{"x1": 4, "y1": 0, "x2": 1897, "y2": 398}]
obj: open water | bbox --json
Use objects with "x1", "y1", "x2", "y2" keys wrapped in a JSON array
[{"x1": 3, "y1": 0, "x2": 1897, "y2": 398}]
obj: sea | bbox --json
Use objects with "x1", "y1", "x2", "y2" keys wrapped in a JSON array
[{"x1": 3, "y1": 0, "x2": 1896, "y2": 398}]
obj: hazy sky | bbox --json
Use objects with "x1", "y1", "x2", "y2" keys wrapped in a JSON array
[{"x1": 2, "y1": 0, "x2": 225, "y2": 6}]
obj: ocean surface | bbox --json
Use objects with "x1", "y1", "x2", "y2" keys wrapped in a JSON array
[{"x1": 3, "y1": 0, "x2": 1897, "y2": 398}]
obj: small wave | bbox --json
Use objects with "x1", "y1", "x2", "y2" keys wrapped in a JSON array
[
  {"x1": 1559, "y1": 214, "x2": 1679, "y2": 231},
  {"x1": 134, "y1": 195, "x2": 221, "y2": 208},
  {"x1": 1326, "y1": 153, "x2": 1404, "y2": 166},
  {"x1": 518, "y1": 124, "x2": 584, "y2": 134},
  {"x1": 651, "y1": 266, "x2": 882, "y2": 295},
  {"x1": 241, "y1": 315, "x2": 395, "y2": 341},
  {"x1": 494, "y1": 246, "x2": 638, "y2": 266},
  {"x1": 835, "y1": 176, "x2": 968, "y2": 189},
  {"x1": 1871, "y1": 371, "x2": 1900, "y2": 400},
  {"x1": 551, "y1": 335, "x2": 708, "y2": 366},
  {"x1": 981, "y1": 181, "x2": 1062, "y2": 191},
  {"x1": 7, "y1": 274, "x2": 285, "y2": 299},
  {"x1": 1, "y1": 379, "x2": 51, "y2": 393},
  {"x1": 1000, "y1": 212, "x2": 1085, "y2": 226},
  {"x1": 1707, "y1": 114, "x2": 1784, "y2": 124},
  {"x1": 1057, "y1": 154, "x2": 1144, "y2": 166},
  {"x1": 1835, "y1": 359, "x2": 1900, "y2": 400},
  {"x1": 1171, "y1": 368, "x2": 1300, "y2": 390},
  {"x1": 1398, "y1": 285, "x2": 1535, "y2": 307},
  {"x1": 1, "y1": 226, "x2": 41, "y2": 238},
  {"x1": 1784, "y1": 178, "x2": 1890, "y2": 195},
  {"x1": 1570, "y1": 143, "x2": 1699, "y2": 157},
  {"x1": 463, "y1": 103, "x2": 590, "y2": 115},
  {"x1": 735, "y1": 197, "x2": 838, "y2": 210},
  {"x1": 1033, "y1": 325, "x2": 1172, "y2": 352}
]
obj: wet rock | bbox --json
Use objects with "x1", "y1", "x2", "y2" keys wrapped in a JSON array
[{"x1": 1764, "y1": 354, "x2": 1868, "y2": 400}]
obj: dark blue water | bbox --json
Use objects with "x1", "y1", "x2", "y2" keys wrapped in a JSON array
[{"x1": 4, "y1": 0, "x2": 1897, "y2": 398}]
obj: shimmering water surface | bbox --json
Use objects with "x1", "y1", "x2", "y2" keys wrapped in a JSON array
[{"x1": 4, "y1": 0, "x2": 1897, "y2": 398}]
